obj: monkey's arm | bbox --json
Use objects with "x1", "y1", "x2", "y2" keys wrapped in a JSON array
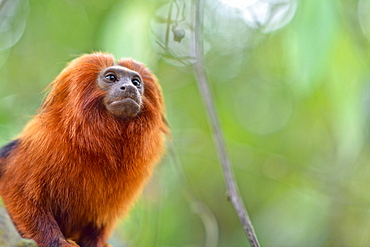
[
  {"x1": 0, "y1": 197, "x2": 37, "y2": 247},
  {"x1": 0, "y1": 141, "x2": 78, "y2": 247},
  {"x1": 7, "y1": 200, "x2": 78, "y2": 247}
]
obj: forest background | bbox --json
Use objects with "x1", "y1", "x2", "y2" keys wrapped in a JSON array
[{"x1": 0, "y1": 0, "x2": 369, "y2": 246}]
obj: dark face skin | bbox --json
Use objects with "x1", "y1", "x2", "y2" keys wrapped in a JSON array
[{"x1": 98, "y1": 65, "x2": 144, "y2": 118}]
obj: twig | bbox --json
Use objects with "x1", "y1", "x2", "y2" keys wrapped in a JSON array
[{"x1": 192, "y1": 0, "x2": 260, "y2": 246}]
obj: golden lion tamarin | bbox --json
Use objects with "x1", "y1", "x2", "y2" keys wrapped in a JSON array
[{"x1": 0, "y1": 53, "x2": 168, "y2": 247}]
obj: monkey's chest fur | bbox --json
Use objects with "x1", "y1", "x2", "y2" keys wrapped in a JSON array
[
  {"x1": 50, "y1": 163, "x2": 147, "y2": 237},
  {"x1": 1, "y1": 128, "x2": 163, "y2": 238},
  {"x1": 51, "y1": 156, "x2": 148, "y2": 232}
]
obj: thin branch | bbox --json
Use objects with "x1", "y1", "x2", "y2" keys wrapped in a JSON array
[{"x1": 192, "y1": 0, "x2": 260, "y2": 246}]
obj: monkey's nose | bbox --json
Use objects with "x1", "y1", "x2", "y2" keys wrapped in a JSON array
[
  {"x1": 119, "y1": 84, "x2": 138, "y2": 97},
  {"x1": 120, "y1": 84, "x2": 136, "y2": 91}
]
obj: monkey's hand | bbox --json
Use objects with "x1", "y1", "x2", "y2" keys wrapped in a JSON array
[{"x1": 60, "y1": 239, "x2": 79, "y2": 247}]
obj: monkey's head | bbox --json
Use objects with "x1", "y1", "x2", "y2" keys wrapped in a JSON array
[
  {"x1": 98, "y1": 65, "x2": 144, "y2": 118},
  {"x1": 41, "y1": 53, "x2": 166, "y2": 131}
]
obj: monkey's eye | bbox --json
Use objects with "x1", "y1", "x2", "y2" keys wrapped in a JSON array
[
  {"x1": 132, "y1": 78, "x2": 141, "y2": 87},
  {"x1": 105, "y1": 74, "x2": 117, "y2": 82}
]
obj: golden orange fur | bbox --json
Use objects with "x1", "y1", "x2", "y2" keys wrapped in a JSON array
[{"x1": 0, "y1": 53, "x2": 167, "y2": 247}]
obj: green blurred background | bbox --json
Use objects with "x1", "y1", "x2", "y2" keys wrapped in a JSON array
[{"x1": 1, "y1": 0, "x2": 370, "y2": 246}]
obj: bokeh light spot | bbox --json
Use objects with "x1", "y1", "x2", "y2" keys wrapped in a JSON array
[
  {"x1": 220, "y1": 0, "x2": 258, "y2": 9},
  {"x1": 243, "y1": 0, "x2": 297, "y2": 33}
]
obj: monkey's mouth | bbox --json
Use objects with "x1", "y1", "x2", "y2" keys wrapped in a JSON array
[
  {"x1": 110, "y1": 98, "x2": 139, "y2": 106},
  {"x1": 107, "y1": 97, "x2": 142, "y2": 118}
]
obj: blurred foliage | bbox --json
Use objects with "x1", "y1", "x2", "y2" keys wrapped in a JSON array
[{"x1": 1, "y1": 0, "x2": 370, "y2": 246}]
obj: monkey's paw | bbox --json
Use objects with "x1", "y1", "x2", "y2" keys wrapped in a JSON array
[{"x1": 60, "y1": 239, "x2": 80, "y2": 247}]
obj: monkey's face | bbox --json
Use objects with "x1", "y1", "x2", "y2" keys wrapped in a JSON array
[{"x1": 98, "y1": 66, "x2": 144, "y2": 119}]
